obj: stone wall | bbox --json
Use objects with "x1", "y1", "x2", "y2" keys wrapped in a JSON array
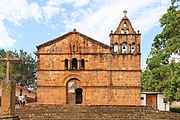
[
  {"x1": 37, "y1": 65, "x2": 141, "y2": 105},
  {"x1": 35, "y1": 15, "x2": 141, "y2": 105},
  {"x1": 38, "y1": 54, "x2": 140, "y2": 71}
]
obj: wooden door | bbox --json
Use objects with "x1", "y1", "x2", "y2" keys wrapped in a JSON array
[
  {"x1": 146, "y1": 94, "x2": 157, "y2": 108},
  {"x1": 76, "y1": 88, "x2": 82, "y2": 104}
]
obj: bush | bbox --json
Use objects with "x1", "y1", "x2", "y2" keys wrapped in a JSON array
[{"x1": 170, "y1": 107, "x2": 180, "y2": 113}]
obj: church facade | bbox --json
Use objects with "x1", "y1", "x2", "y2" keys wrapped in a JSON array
[{"x1": 34, "y1": 12, "x2": 141, "y2": 105}]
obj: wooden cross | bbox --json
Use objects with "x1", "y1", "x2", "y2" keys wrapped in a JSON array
[
  {"x1": 0, "y1": 51, "x2": 21, "y2": 81},
  {"x1": 123, "y1": 10, "x2": 127, "y2": 16}
]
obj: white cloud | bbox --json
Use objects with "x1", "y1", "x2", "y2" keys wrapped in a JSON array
[
  {"x1": 72, "y1": 0, "x2": 90, "y2": 8},
  {"x1": 0, "y1": 0, "x2": 43, "y2": 26},
  {"x1": 46, "y1": 0, "x2": 62, "y2": 6},
  {"x1": 63, "y1": 0, "x2": 170, "y2": 44},
  {"x1": 43, "y1": 6, "x2": 60, "y2": 20},
  {"x1": 0, "y1": 17, "x2": 16, "y2": 48},
  {"x1": 0, "y1": 0, "x2": 63, "y2": 48},
  {"x1": 0, "y1": 0, "x2": 43, "y2": 48},
  {"x1": 28, "y1": 3, "x2": 43, "y2": 22},
  {"x1": 61, "y1": 0, "x2": 90, "y2": 8},
  {"x1": 0, "y1": 0, "x2": 171, "y2": 48},
  {"x1": 43, "y1": 0, "x2": 65, "y2": 21},
  {"x1": 131, "y1": 1, "x2": 170, "y2": 34}
]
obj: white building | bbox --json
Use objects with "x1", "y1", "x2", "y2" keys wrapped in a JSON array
[
  {"x1": 0, "y1": 80, "x2": 37, "y2": 104},
  {"x1": 141, "y1": 92, "x2": 170, "y2": 111}
]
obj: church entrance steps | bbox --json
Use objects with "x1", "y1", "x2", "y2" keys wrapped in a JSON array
[{"x1": 15, "y1": 104, "x2": 180, "y2": 120}]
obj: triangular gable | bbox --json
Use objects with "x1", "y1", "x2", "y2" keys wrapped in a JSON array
[
  {"x1": 115, "y1": 15, "x2": 136, "y2": 34},
  {"x1": 36, "y1": 31, "x2": 110, "y2": 50}
]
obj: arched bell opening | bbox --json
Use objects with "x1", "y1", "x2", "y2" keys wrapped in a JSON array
[{"x1": 72, "y1": 58, "x2": 77, "y2": 70}]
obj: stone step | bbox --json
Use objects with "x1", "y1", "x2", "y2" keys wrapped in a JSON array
[
  {"x1": 16, "y1": 105, "x2": 157, "y2": 113},
  {"x1": 15, "y1": 104, "x2": 180, "y2": 120},
  {"x1": 16, "y1": 109, "x2": 158, "y2": 114},
  {"x1": 16, "y1": 112, "x2": 178, "y2": 119}
]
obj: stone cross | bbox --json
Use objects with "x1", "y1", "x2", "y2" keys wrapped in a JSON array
[
  {"x1": 123, "y1": 10, "x2": 127, "y2": 16},
  {"x1": 0, "y1": 51, "x2": 21, "y2": 116}
]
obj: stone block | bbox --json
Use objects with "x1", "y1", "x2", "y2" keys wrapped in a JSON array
[{"x1": 1, "y1": 80, "x2": 16, "y2": 116}]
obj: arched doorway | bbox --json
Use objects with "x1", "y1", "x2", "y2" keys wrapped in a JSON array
[
  {"x1": 66, "y1": 79, "x2": 82, "y2": 104},
  {"x1": 76, "y1": 88, "x2": 82, "y2": 104}
]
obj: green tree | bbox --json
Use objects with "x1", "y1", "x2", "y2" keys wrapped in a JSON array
[
  {"x1": 141, "y1": 0, "x2": 180, "y2": 101},
  {"x1": 0, "y1": 49, "x2": 6, "y2": 79},
  {"x1": 12, "y1": 50, "x2": 37, "y2": 90},
  {"x1": 0, "y1": 49, "x2": 37, "y2": 90}
]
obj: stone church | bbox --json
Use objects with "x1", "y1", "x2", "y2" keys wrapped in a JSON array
[{"x1": 34, "y1": 12, "x2": 141, "y2": 105}]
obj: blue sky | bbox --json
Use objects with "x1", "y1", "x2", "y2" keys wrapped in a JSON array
[{"x1": 0, "y1": 0, "x2": 171, "y2": 69}]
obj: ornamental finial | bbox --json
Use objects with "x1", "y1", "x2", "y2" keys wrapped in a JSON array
[{"x1": 123, "y1": 10, "x2": 127, "y2": 16}]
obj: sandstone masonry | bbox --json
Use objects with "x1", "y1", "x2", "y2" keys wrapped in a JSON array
[{"x1": 34, "y1": 13, "x2": 141, "y2": 105}]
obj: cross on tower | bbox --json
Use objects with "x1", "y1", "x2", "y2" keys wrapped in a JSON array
[
  {"x1": 0, "y1": 51, "x2": 21, "y2": 81},
  {"x1": 123, "y1": 10, "x2": 127, "y2": 16}
]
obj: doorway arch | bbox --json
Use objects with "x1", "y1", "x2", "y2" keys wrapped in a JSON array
[
  {"x1": 76, "y1": 88, "x2": 83, "y2": 104},
  {"x1": 66, "y1": 79, "x2": 82, "y2": 104}
]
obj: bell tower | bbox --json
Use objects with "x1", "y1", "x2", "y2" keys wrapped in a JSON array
[
  {"x1": 108, "y1": 11, "x2": 141, "y2": 105},
  {"x1": 110, "y1": 10, "x2": 141, "y2": 55}
]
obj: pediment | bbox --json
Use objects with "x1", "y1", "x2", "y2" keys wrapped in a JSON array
[
  {"x1": 35, "y1": 31, "x2": 110, "y2": 54},
  {"x1": 115, "y1": 15, "x2": 136, "y2": 34}
]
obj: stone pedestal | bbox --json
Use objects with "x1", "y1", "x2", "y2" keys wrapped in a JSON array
[{"x1": 1, "y1": 80, "x2": 16, "y2": 116}]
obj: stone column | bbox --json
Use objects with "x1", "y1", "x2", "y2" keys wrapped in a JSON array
[
  {"x1": 127, "y1": 44, "x2": 131, "y2": 53},
  {"x1": 0, "y1": 80, "x2": 19, "y2": 120},
  {"x1": 78, "y1": 60, "x2": 81, "y2": 70},
  {"x1": 69, "y1": 60, "x2": 71, "y2": 70},
  {"x1": 119, "y1": 43, "x2": 122, "y2": 53},
  {"x1": 1, "y1": 80, "x2": 16, "y2": 116}
]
